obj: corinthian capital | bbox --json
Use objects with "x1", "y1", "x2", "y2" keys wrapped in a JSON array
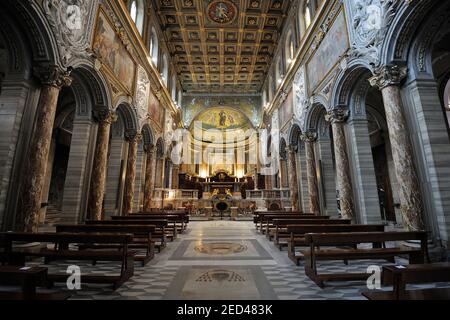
[
  {"x1": 125, "y1": 129, "x2": 142, "y2": 142},
  {"x1": 93, "y1": 110, "x2": 118, "y2": 125},
  {"x1": 369, "y1": 64, "x2": 408, "y2": 90},
  {"x1": 300, "y1": 131, "x2": 317, "y2": 143},
  {"x1": 34, "y1": 64, "x2": 73, "y2": 88},
  {"x1": 325, "y1": 108, "x2": 349, "y2": 124}
]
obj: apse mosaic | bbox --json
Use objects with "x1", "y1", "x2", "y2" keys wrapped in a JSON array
[
  {"x1": 194, "y1": 107, "x2": 250, "y2": 130},
  {"x1": 183, "y1": 96, "x2": 261, "y2": 128}
]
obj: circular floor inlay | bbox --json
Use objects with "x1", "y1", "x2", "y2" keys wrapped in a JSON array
[{"x1": 194, "y1": 242, "x2": 247, "y2": 255}]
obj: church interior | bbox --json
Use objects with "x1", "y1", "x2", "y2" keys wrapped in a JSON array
[{"x1": 0, "y1": 0, "x2": 450, "y2": 302}]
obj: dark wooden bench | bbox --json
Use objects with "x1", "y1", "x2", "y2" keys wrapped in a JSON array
[
  {"x1": 272, "y1": 219, "x2": 352, "y2": 248},
  {"x1": 122, "y1": 214, "x2": 184, "y2": 236},
  {"x1": 2, "y1": 232, "x2": 135, "y2": 290},
  {"x1": 253, "y1": 211, "x2": 314, "y2": 229},
  {"x1": 0, "y1": 266, "x2": 71, "y2": 300},
  {"x1": 88, "y1": 219, "x2": 168, "y2": 252},
  {"x1": 133, "y1": 212, "x2": 189, "y2": 231},
  {"x1": 287, "y1": 224, "x2": 385, "y2": 265},
  {"x1": 258, "y1": 214, "x2": 330, "y2": 235},
  {"x1": 303, "y1": 231, "x2": 428, "y2": 288},
  {"x1": 55, "y1": 224, "x2": 155, "y2": 266},
  {"x1": 111, "y1": 216, "x2": 176, "y2": 242},
  {"x1": 362, "y1": 263, "x2": 450, "y2": 300}
]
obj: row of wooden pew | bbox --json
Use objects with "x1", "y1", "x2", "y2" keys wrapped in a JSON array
[
  {"x1": 254, "y1": 210, "x2": 450, "y2": 300},
  {"x1": 0, "y1": 210, "x2": 189, "y2": 300}
]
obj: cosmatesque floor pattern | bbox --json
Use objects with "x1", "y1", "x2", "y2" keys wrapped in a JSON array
[{"x1": 19, "y1": 221, "x2": 450, "y2": 300}]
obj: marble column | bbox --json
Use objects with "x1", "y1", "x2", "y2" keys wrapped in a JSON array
[
  {"x1": 369, "y1": 65, "x2": 425, "y2": 231},
  {"x1": 143, "y1": 145, "x2": 156, "y2": 212},
  {"x1": 302, "y1": 132, "x2": 320, "y2": 215},
  {"x1": 122, "y1": 130, "x2": 142, "y2": 215},
  {"x1": 20, "y1": 65, "x2": 72, "y2": 232},
  {"x1": 172, "y1": 164, "x2": 180, "y2": 190},
  {"x1": 87, "y1": 111, "x2": 117, "y2": 221},
  {"x1": 287, "y1": 146, "x2": 300, "y2": 212},
  {"x1": 326, "y1": 108, "x2": 355, "y2": 220}
]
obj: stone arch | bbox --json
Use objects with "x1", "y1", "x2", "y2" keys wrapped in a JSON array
[
  {"x1": 304, "y1": 102, "x2": 327, "y2": 133},
  {"x1": 332, "y1": 63, "x2": 373, "y2": 119},
  {"x1": 0, "y1": 0, "x2": 58, "y2": 70},
  {"x1": 279, "y1": 137, "x2": 287, "y2": 161},
  {"x1": 288, "y1": 123, "x2": 302, "y2": 148},
  {"x1": 156, "y1": 137, "x2": 165, "y2": 158},
  {"x1": 114, "y1": 99, "x2": 139, "y2": 133},
  {"x1": 141, "y1": 124, "x2": 155, "y2": 149}
]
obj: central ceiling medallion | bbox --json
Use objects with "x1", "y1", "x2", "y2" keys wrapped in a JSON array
[{"x1": 207, "y1": 0, "x2": 238, "y2": 24}]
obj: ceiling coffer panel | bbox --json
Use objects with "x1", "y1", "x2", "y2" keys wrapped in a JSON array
[{"x1": 154, "y1": 0, "x2": 291, "y2": 94}]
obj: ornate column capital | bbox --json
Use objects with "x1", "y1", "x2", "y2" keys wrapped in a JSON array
[
  {"x1": 144, "y1": 144, "x2": 156, "y2": 154},
  {"x1": 125, "y1": 129, "x2": 142, "y2": 143},
  {"x1": 93, "y1": 110, "x2": 118, "y2": 125},
  {"x1": 34, "y1": 64, "x2": 73, "y2": 88},
  {"x1": 300, "y1": 131, "x2": 317, "y2": 143},
  {"x1": 287, "y1": 145, "x2": 297, "y2": 154},
  {"x1": 325, "y1": 108, "x2": 350, "y2": 124},
  {"x1": 369, "y1": 64, "x2": 408, "y2": 90}
]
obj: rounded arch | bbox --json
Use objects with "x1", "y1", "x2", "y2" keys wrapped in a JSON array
[
  {"x1": 331, "y1": 61, "x2": 374, "y2": 118},
  {"x1": 288, "y1": 123, "x2": 302, "y2": 147},
  {"x1": 279, "y1": 137, "x2": 287, "y2": 160},
  {"x1": 114, "y1": 99, "x2": 139, "y2": 132},
  {"x1": 156, "y1": 137, "x2": 165, "y2": 158},
  {"x1": 69, "y1": 64, "x2": 111, "y2": 117},
  {"x1": 161, "y1": 54, "x2": 169, "y2": 85},
  {"x1": 141, "y1": 123, "x2": 155, "y2": 148},
  {"x1": 285, "y1": 27, "x2": 295, "y2": 65},
  {"x1": 304, "y1": 102, "x2": 327, "y2": 133}
]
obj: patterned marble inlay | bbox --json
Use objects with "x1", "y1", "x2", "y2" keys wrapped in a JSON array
[
  {"x1": 194, "y1": 242, "x2": 247, "y2": 256},
  {"x1": 196, "y1": 270, "x2": 246, "y2": 282}
]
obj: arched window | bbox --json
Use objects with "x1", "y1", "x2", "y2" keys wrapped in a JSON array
[
  {"x1": 149, "y1": 27, "x2": 159, "y2": 65},
  {"x1": 177, "y1": 89, "x2": 183, "y2": 108},
  {"x1": 171, "y1": 74, "x2": 177, "y2": 101},
  {"x1": 161, "y1": 54, "x2": 169, "y2": 86},
  {"x1": 128, "y1": 0, "x2": 144, "y2": 35},
  {"x1": 304, "y1": 0, "x2": 312, "y2": 29},
  {"x1": 275, "y1": 56, "x2": 284, "y2": 86},
  {"x1": 285, "y1": 29, "x2": 295, "y2": 65}
]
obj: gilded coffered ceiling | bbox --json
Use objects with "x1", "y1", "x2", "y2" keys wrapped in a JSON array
[{"x1": 153, "y1": 0, "x2": 292, "y2": 94}]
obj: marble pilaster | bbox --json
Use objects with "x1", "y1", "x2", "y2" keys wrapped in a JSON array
[
  {"x1": 87, "y1": 111, "x2": 117, "y2": 221},
  {"x1": 20, "y1": 65, "x2": 72, "y2": 232},
  {"x1": 143, "y1": 146, "x2": 156, "y2": 212},
  {"x1": 287, "y1": 147, "x2": 300, "y2": 212},
  {"x1": 326, "y1": 108, "x2": 355, "y2": 220},
  {"x1": 122, "y1": 130, "x2": 142, "y2": 215},
  {"x1": 301, "y1": 132, "x2": 320, "y2": 215},
  {"x1": 370, "y1": 65, "x2": 425, "y2": 231}
]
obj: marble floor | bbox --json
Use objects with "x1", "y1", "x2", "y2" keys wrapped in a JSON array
[{"x1": 21, "y1": 221, "x2": 450, "y2": 300}]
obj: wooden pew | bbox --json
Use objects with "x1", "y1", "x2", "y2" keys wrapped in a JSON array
[
  {"x1": 55, "y1": 225, "x2": 155, "y2": 266},
  {"x1": 362, "y1": 263, "x2": 450, "y2": 300},
  {"x1": 258, "y1": 214, "x2": 330, "y2": 235},
  {"x1": 287, "y1": 224, "x2": 385, "y2": 265},
  {"x1": 2, "y1": 232, "x2": 135, "y2": 290},
  {"x1": 0, "y1": 266, "x2": 70, "y2": 300},
  {"x1": 253, "y1": 211, "x2": 312, "y2": 229},
  {"x1": 112, "y1": 215, "x2": 178, "y2": 240},
  {"x1": 93, "y1": 219, "x2": 168, "y2": 251},
  {"x1": 129, "y1": 214, "x2": 184, "y2": 236},
  {"x1": 303, "y1": 231, "x2": 428, "y2": 288},
  {"x1": 134, "y1": 211, "x2": 189, "y2": 231},
  {"x1": 271, "y1": 219, "x2": 352, "y2": 248}
]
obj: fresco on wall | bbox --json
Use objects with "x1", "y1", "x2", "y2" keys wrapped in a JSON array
[
  {"x1": 93, "y1": 11, "x2": 136, "y2": 93},
  {"x1": 279, "y1": 90, "x2": 294, "y2": 130},
  {"x1": 306, "y1": 11, "x2": 349, "y2": 92},
  {"x1": 183, "y1": 96, "x2": 261, "y2": 128},
  {"x1": 149, "y1": 91, "x2": 164, "y2": 131}
]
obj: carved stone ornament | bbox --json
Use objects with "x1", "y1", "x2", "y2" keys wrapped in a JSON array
[
  {"x1": 347, "y1": 0, "x2": 403, "y2": 67},
  {"x1": 293, "y1": 66, "x2": 309, "y2": 132},
  {"x1": 325, "y1": 108, "x2": 350, "y2": 124},
  {"x1": 34, "y1": 64, "x2": 73, "y2": 88},
  {"x1": 135, "y1": 66, "x2": 151, "y2": 129},
  {"x1": 42, "y1": 0, "x2": 98, "y2": 66},
  {"x1": 369, "y1": 64, "x2": 408, "y2": 89}
]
